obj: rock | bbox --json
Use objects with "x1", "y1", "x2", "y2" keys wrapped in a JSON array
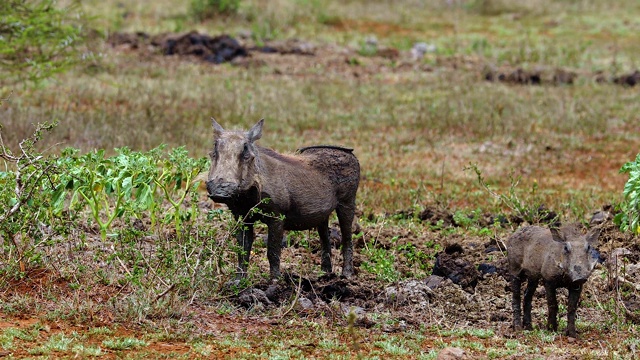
[
  {"x1": 589, "y1": 210, "x2": 611, "y2": 226},
  {"x1": 265, "y1": 284, "x2": 279, "y2": 301},
  {"x1": 437, "y1": 347, "x2": 465, "y2": 360},
  {"x1": 425, "y1": 275, "x2": 445, "y2": 289},
  {"x1": 341, "y1": 304, "x2": 366, "y2": 318},
  {"x1": 364, "y1": 36, "x2": 378, "y2": 47},
  {"x1": 478, "y1": 263, "x2": 497, "y2": 275},
  {"x1": 296, "y1": 297, "x2": 314, "y2": 311},
  {"x1": 410, "y1": 42, "x2": 436, "y2": 60},
  {"x1": 383, "y1": 279, "x2": 433, "y2": 307},
  {"x1": 237, "y1": 288, "x2": 271, "y2": 308}
]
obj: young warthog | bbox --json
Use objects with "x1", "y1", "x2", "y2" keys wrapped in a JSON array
[
  {"x1": 507, "y1": 224, "x2": 601, "y2": 337},
  {"x1": 206, "y1": 118, "x2": 360, "y2": 280}
]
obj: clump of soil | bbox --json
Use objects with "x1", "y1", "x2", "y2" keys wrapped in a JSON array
[
  {"x1": 432, "y1": 244, "x2": 480, "y2": 292},
  {"x1": 613, "y1": 70, "x2": 640, "y2": 87},
  {"x1": 108, "y1": 31, "x2": 248, "y2": 63},
  {"x1": 484, "y1": 66, "x2": 577, "y2": 85}
]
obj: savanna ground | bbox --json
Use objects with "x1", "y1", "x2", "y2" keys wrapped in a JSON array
[{"x1": 2, "y1": 0, "x2": 640, "y2": 358}]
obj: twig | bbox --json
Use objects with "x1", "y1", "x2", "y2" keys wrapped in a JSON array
[
  {"x1": 153, "y1": 283, "x2": 175, "y2": 304},
  {"x1": 280, "y1": 274, "x2": 303, "y2": 319},
  {"x1": 111, "y1": 244, "x2": 132, "y2": 277},
  {"x1": 139, "y1": 250, "x2": 169, "y2": 288}
]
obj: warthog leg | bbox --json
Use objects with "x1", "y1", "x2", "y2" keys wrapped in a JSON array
[
  {"x1": 566, "y1": 285, "x2": 583, "y2": 337},
  {"x1": 523, "y1": 276, "x2": 538, "y2": 330},
  {"x1": 318, "y1": 219, "x2": 332, "y2": 274},
  {"x1": 544, "y1": 282, "x2": 559, "y2": 331},
  {"x1": 337, "y1": 203, "x2": 355, "y2": 278},
  {"x1": 512, "y1": 276, "x2": 523, "y2": 330},
  {"x1": 267, "y1": 220, "x2": 284, "y2": 279}
]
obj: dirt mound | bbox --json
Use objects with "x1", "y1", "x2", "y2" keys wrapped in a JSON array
[
  {"x1": 108, "y1": 31, "x2": 248, "y2": 63},
  {"x1": 485, "y1": 65, "x2": 640, "y2": 87}
]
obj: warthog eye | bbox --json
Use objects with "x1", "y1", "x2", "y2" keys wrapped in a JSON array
[{"x1": 241, "y1": 143, "x2": 251, "y2": 161}]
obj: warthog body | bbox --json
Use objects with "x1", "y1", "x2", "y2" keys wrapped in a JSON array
[
  {"x1": 507, "y1": 224, "x2": 601, "y2": 337},
  {"x1": 206, "y1": 119, "x2": 360, "y2": 279}
]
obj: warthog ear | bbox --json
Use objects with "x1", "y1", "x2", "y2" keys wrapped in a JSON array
[
  {"x1": 550, "y1": 227, "x2": 564, "y2": 243},
  {"x1": 247, "y1": 119, "x2": 264, "y2": 142},
  {"x1": 211, "y1": 117, "x2": 224, "y2": 136},
  {"x1": 586, "y1": 227, "x2": 601, "y2": 245}
]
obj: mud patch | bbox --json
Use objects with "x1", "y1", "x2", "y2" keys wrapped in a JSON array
[
  {"x1": 108, "y1": 31, "x2": 248, "y2": 63},
  {"x1": 485, "y1": 65, "x2": 639, "y2": 87}
]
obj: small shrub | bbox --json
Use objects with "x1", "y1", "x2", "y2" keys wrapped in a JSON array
[
  {"x1": 615, "y1": 153, "x2": 640, "y2": 234},
  {"x1": 190, "y1": 0, "x2": 241, "y2": 20}
]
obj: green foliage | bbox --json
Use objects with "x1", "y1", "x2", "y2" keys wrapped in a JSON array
[
  {"x1": 453, "y1": 209, "x2": 493, "y2": 236},
  {"x1": 50, "y1": 145, "x2": 208, "y2": 240},
  {"x1": 54, "y1": 147, "x2": 156, "y2": 240},
  {"x1": 614, "y1": 153, "x2": 640, "y2": 234},
  {"x1": 0, "y1": 0, "x2": 89, "y2": 86},
  {"x1": 190, "y1": 0, "x2": 241, "y2": 20},
  {"x1": 101, "y1": 337, "x2": 147, "y2": 350},
  {"x1": 396, "y1": 242, "x2": 437, "y2": 274},
  {"x1": 155, "y1": 146, "x2": 209, "y2": 234},
  {"x1": 362, "y1": 241, "x2": 398, "y2": 283},
  {"x1": 0, "y1": 120, "x2": 63, "y2": 272}
]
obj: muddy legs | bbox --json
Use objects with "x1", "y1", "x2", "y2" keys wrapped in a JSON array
[
  {"x1": 512, "y1": 276, "x2": 538, "y2": 330},
  {"x1": 336, "y1": 203, "x2": 355, "y2": 278},
  {"x1": 236, "y1": 223, "x2": 255, "y2": 279},
  {"x1": 565, "y1": 285, "x2": 583, "y2": 337},
  {"x1": 523, "y1": 277, "x2": 538, "y2": 330},
  {"x1": 544, "y1": 282, "x2": 559, "y2": 332},
  {"x1": 512, "y1": 277, "x2": 523, "y2": 330},
  {"x1": 266, "y1": 220, "x2": 284, "y2": 279},
  {"x1": 318, "y1": 220, "x2": 332, "y2": 274}
]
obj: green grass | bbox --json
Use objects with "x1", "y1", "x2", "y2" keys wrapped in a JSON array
[{"x1": 102, "y1": 336, "x2": 148, "y2": 350}]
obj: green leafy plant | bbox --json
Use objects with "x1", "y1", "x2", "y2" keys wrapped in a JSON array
[
  {"x1": 51, "y1": 146, "x2": 207, "y2": 240},
  {"x1": 55, "y1": 147, "x2": 158, "y2": 241},
  {"x1": 0, "y1": 0, "x2": 89, "y2": 86},
  {"x1": 615, "y1": 153, "x2": 640, "y2": 234},
  {"x1": 154, "y1": 146, "x2": 208, "y2": 234},
  {"x1": 396, "y1": 242, "x2": 437, "y2": 274},
  {"x1": 362, "y1": 242, "x2": 398, "y2": 283}
]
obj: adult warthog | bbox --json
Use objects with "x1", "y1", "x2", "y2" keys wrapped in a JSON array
[{"x1": 206, "y1": 118, "x2": 360, "y2": 280}]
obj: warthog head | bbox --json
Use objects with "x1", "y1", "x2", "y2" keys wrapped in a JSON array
[
  {"x1": 550, "y1": 226, "x2": 601, "y2": 284},
  {"x1": 206, "y1": 118, "x2": 263, "y2": 201}
]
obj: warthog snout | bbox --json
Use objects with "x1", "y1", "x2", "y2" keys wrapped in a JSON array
[{"x1": 206, "y1": 180, "x2": 238, "y2": 200}]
